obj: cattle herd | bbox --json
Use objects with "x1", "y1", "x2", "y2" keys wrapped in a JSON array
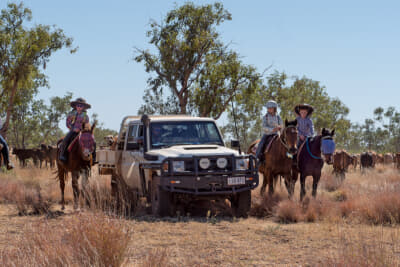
[
  {"x1": 11, "y1": 144, "x2": 57, "y2": 168},
  {"x1": 333, "y1": 149, "x2": 400, "y2": 179}
]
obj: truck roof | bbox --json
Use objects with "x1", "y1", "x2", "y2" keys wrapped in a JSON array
[{"x1": 124, "y1": 115, "x2": 216, "y2": 125}]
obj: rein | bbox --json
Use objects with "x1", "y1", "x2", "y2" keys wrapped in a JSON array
[
  {"x1": 305, "y1": 136, "x2": 334, "y2": 160},
  {"x1": 306, "y1": 137, "x2": 322, "y2": 160}
]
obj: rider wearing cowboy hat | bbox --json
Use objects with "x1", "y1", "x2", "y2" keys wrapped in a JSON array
[
  {"x1": 59, "y1": 98, "x2": 96, "y2": 163},
  {"x1": 255, "y1": 100, "x2": 283, "y2": 163},
  {"x1": 294, "y1": 103, "x2": 314, "y2": 147}
]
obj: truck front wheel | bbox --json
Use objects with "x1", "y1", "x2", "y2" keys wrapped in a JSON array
[
  {"x1": 151, "y1": 180, "x2": 174, "y2": 217},
  {"x1": 231, "y1": 190, "x2": 251, "y2": 218}
]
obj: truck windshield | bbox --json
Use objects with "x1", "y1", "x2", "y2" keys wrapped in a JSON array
[{"x1": 150, "y1": 121, "x2": 224, "y2": 149}]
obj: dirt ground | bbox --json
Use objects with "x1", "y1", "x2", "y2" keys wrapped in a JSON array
[{"x1": 1, "y1": 164, "x2": 400, "y2": 266}]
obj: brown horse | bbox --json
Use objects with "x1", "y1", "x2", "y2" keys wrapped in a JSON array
[
  {"x1": 248, "y1": 119, "x2": 298, "y2": 197},
  {"x1": 293, "y1": 128, "x2": 335, "y2": 201},
  {"x1": 56, "y1": 123, "x2": 96, "y2": 210}
]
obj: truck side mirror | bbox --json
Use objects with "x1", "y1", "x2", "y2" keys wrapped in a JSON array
[{"x1": 231, "y1": 139, "x2": 240, "y2": 148}]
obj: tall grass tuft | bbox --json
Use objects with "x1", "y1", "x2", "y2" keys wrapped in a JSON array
[
  {"x1": 1, "y1": 212, "x2": 131, "y2": 267},
  {"x1": 327, "y1": 228, "x2": 400, "y2": 267}
]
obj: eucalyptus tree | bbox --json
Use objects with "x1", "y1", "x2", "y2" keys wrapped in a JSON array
[
  {"x1": 135, "y1": 2, "x2": 263, "y2": 119},
  {"x1": 0, "y1": 3, "x2": 75, "y2": 138}
]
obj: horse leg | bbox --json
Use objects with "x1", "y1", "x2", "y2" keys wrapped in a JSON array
[
  {"x1": 312, "y1": 174, "x2": 321, "y2": 198},
  {"x1": 260, "y1": 171, "x2": 268, "y2": 196},
  {"x1": 59, "y1": 170, "x2": 66, "y2": 210},
  {"x1": 284, "y1": 174, "x2": 295, "y2": 199},
  {"x1": 72, "y1": 171, "x2": 80, "y2": 210},
  {"x1": 300, "y1": 173, "x2": 306, "y2": 201},
  {"x1": 81, "y1": 169, "x2": 90, "y2": 207},
  {"x1": 267, "y1": 173, "x2": 275, "y2": 196}
]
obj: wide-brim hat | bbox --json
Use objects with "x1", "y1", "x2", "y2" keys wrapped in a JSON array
[
  {"x1": 70, "y1": 97, "x2": 91, "y2": 109},
  {"x1": 294, "y1": 103, "x2": 314, "y2": 116}
]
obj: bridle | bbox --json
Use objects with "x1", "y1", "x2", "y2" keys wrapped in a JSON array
[
  {"x1": 279, "y1": 125, "x2": 297, "y2": 155},
  {"x1": 305, "y1": 135, "x2": 335, "y2": 160}
]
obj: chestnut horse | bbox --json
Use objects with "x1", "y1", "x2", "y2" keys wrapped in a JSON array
[
  {"x1": 248, "y1": 119, "x2": 298, "y2": 197},
  {"x1": 56, "y1": 123, "x2": 96, "y2": 210},
  {"x1": 292, "y1": 128, "x2": 335, "y2": 201}
]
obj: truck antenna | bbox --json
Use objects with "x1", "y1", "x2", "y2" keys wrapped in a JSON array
[{"x1": 231, "y1": 94, "x2": 242, "y2": 154}]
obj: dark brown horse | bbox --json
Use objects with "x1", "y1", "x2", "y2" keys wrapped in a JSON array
[
  {"x1": 56, "y1": 123, "x2": 96, "y2": 210},
  {"x1": 248, "y1": 119, "x2": 298, "y2": 197},
  {"x1": 293, "y1": 128, "x2": 335, "y2": 201}
]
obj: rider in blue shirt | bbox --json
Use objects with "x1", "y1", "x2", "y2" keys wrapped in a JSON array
[{"x1": 295, "y1": 104, "x2": 314, "y2": 147}]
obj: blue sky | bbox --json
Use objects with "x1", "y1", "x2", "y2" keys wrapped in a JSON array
[{"x1": 1, "y1": 0, "x2": 399, "y2": 131}]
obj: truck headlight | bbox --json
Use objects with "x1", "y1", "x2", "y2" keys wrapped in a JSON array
[
  {"x1": 216, "y1": 158, "x2": 228, "y2": 169},
  {"x1": 199, "y1": 158, "x2": 210, "y2": 169},
  {"x1": 172, "y1": 161, "x2": 185, "y2": 172},
  {"x1": 236, "y1": 158, "x2": 249, "y2": 170}
]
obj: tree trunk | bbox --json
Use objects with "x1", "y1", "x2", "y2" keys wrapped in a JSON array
[{"x1": 1, "y1": 78, "x2": 18, "y2": 139}]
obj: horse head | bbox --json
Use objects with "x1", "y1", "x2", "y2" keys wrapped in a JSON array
[
  {"x1": 79, "y1": 122, "x2": 96, "y2": 162},
  {"x1": 283, "y1": 119, "x2": 298, "y2": 155},
  {"x1": 320, "y1": 128, "x2": 335, "y2": 164}
]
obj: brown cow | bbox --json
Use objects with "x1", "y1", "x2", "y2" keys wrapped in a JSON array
[
  {"x1": 32, "y1": 148, "x2": 47, "y2": 168},
  {"x1": 333, "y1": 150, "x2": 353, "y2": 180},
  {"x1": 376, "y1": 153, "x2": 384, "y2": 164},
  {"x1": 40, "y1": 144, "x2": 57, "y2": 168},
  {"x1": 383, "y1": 153, "x2": 393, "y2": 165},
  {"x1": 12, "y1": 148, "x2": 35, "y2": 167},
  {"x1": 361, "y1": 151, "x2": 375, "y2": 171},
  {"x1": 351, "y1": 154, "x2": 358, "y2": 169},
  {"x1": 396, "y1": 153, "x2": 400, "y2": 169}
]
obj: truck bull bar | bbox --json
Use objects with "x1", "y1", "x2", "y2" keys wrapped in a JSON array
[{"x1": 140, "y1": 154, "x2": 259, "y2": 195}]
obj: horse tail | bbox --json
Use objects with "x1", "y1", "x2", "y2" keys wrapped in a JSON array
[{"x1": 54, "y1": 164, "x2": 69, "y2": 182}]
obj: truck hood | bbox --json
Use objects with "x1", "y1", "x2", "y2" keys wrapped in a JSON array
[{"x1": 148, "y1": 145, "x2": 240, "y2": 160}]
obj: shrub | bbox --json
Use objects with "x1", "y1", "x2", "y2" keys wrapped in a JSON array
[
  {"x1": 274, "y1": 200, "x2": 301, "y2": 223},
  {"x1": 2, "y1": 212, "x2": 131, "y2": 267}
]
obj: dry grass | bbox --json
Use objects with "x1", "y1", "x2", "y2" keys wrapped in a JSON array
[
  {"x1": 1, "y1": 212, "x2": 131, "y2": 267},
  {"x1": 327, "y1": 227, "x2": 400, "y2": 266},
  {"x1": 1, "y1": 162, "x2": 400, "y2": 265}
]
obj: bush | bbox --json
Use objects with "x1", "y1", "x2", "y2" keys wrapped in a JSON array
[
  {"x1": 2, "y1": 212, "x2": 131, "y2": 267},
  {"x1": 274, "y1": 200, "x2": 301, "y2": 223}
]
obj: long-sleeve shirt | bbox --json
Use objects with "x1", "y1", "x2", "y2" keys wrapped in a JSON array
[
  {"x1": 262, "y1": 113, "x2": 283, "y2": 135},
  {"x1": 66, "y1": 110, "x2": 89, "y2": 132},
  {"x1": 296, "y1": 116, "x2": 314, "y2": 137}
]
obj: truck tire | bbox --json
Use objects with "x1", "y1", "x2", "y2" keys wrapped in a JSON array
[
  {"x1": 151, "y1": 180, "x2": 174, "y2": 217},
  {"x1": 231, "y1": 190, "x2": 251, "y2": 218},
  {"x1": 111, "y1": 174, "x2": 137, "y2": 216}
]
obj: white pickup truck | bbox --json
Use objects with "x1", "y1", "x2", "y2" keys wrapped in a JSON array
[{"x1": 98, "y1": 115, "x2": 258, "y2": 217}]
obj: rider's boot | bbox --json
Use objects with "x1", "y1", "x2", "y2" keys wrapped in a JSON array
[{"x1": 59, "y1": 142, "x2": 68, "y2": 163}]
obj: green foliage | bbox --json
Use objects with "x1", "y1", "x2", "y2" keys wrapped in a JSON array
[
  {"x1": 223, "y1": 71, "x2": 351, "y2": 150},
  {"x1": 91, "y1": 113, "x2": 118, "y2": 146},
  {"x1": 135, "y1": 2, "x2": 262, "y2": 119},
  {"x1": 0, "y1": 2, "x2": 75, "y2": 137},
  {"x1": 8, "y1": 93, "x2": 72, "y2": 148}
]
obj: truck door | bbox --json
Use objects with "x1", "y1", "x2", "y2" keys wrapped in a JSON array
[{"x1": 121, "y1": 123, "x2": 142, "y2": 190}]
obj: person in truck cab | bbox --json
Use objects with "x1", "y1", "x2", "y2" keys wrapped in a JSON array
[
  {"x1": 151, "y1": 124, "x2": 163, "y2": 145},
  {"x1": 59, "y1": 98, "x2": 96, "y2": 163}
]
